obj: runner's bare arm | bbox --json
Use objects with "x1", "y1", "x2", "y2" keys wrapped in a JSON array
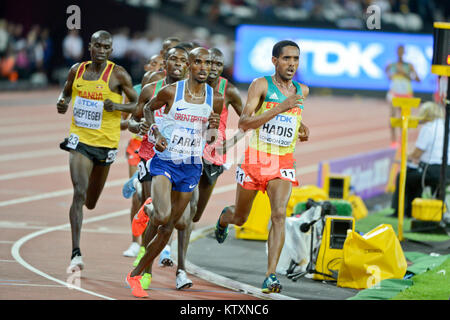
[
  {"x1": 226, "y1": 82, "x2": 243, "y2": 117},
  {"x1": 56, "y1": 63, "x2": 78, "y2": 114},
  {"x1": 142, "y1": 85, "x2": 174, "y2": 146},
  {"x1": 297, "y1": 84, "x2": 310, "y2": 142},
  {"x1": 121, "y1": 112, "x2": 130, "y2": 130},
  {"x1": 238, "y1": 77, "x2": 303, "y2": 132},
  {"x1": 104, "y1": 66, "x2": 137, "y2": 113},
  {"x1": 143, "y1": 86, "x2": 173, "y2": 152},
  {"x1": 206, "y1": 92, "x2": 224, "y2": 144},
  {"x1": 218, "y1": 84, "x2": 245, "y2": 152},
  {"x1": 128, "y1": 83, "x2": 155, "y2": 134}
]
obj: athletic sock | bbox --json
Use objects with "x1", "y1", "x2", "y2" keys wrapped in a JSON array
[{"x1": 71, "y1": 248, "x2": 82, "y2": 259}]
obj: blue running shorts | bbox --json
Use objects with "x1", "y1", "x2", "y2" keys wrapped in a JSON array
[{"x1": 150, "y1": 154, "x2": 202, "y2": 192}]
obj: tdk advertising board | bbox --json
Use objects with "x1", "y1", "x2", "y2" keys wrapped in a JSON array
[{"x1": 233, "y1": 25, "x2": 435, "y2": 93}]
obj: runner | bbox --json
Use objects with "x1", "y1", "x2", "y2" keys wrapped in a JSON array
[
  {"x1": 56, "y1": 30, "x2": 137, "y2": 272},
  {"x1": 121, "y1": 52, "x2": 165, "y2": 258},
  {"x1": 126, "y1": 45, "x2": 190, "y2": 289},
  {"x1": 214, "y1": 40, "x2": 309, "y2": 294},
  {"x1": 125, "y1": 47, "x2": 223, "y2": 298},
  {"x1": 130, "y1": 41, "x2": 198, "y2": 271},
  {"x1": 385, "y1": 44, "x2": 420, "y2": 146},
  {"x1": 141, "y1": 37, "x2": 180, "y2": 87},
  {"x1": 175, "y1": 48, "x2": 244, "y2": 286}
]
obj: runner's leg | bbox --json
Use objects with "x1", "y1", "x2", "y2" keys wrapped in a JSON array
[
  {"x1": 68, "y1": 151, "x2": 93, "y2": 252},
  {"x1": 265, "y1": 178, "x2": 292, "y2": 277}
]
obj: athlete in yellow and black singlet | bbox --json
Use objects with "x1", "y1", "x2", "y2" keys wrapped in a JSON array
[{"x1": 56, "y1": 30, "x2": 137, "y2": 273}]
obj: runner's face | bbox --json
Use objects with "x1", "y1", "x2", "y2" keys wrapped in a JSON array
[
  {"x1": 166, "y1": 49, "x2": 189, "y2": 80},
  {"x1": 89, "y1": 38, "x2": 113, "y2": 64},
  {"x1": 161, "y1": 40, "x2": 179, "y2": 58},
  {"x1": 145, "y1": 56, "x2": 163, "y2": 73},
  {"x1": 208, "y1": 54, "x2": 224, "y2": 80},
  {"x1": 190, "y1": 52, "x2": 211, "y2": 83},
  {"x1": 273, "y1": 46, "x2": 299, "y2": 81}
]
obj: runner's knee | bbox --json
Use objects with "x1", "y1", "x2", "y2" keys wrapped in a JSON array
[
  {"x1": 158, "y1": 224, "x2": 172, "y2": 238},
  {"x1": 271, "y1": 208, "x2": 286, "y2": 226},
  {"x1": 152, "y1": 209, "x2": 171, "y2": 226}
]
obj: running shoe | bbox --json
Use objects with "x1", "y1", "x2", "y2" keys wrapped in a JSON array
[
  {"x1": 123, "y1": 242, "x2": 141, "y2": 257},
  {"x1": 68, "y1": 255, "x2": 84, "y2": 273},
  {"x1": 176, "y1": 269, "x2": 193, "y2": 290},
  {"x1": 158, "y1": 247, "x2": 173, "y2": 267},
  {"x1": 133, "y1": 246, "x2": 145, "y2": 267},
  {"x1": 122, "y1": 171, "x2": 138, "y2": 199},
  {"x1": 261, "y1": 273, "x2": 282, "y2": 294},
  {"x1": 214, "y1": 207, "x2": 229, "y2": 244},
  {"x1": 132, "y1": 197, "x2": 152, "y2": 237},
  {"x1": 140, "y1": 273, "x2": 152, "y2": 290},
  {"x1": 126, "y1": 272, "x2": 148, "y2": 298}
]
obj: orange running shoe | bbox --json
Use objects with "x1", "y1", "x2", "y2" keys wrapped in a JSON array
[
  {"x1": 132, "y1": 197, "x2": 152, "y2": 237},
  {"x1": 126, "y1": 272, "x2": 149, "y2": 298}
]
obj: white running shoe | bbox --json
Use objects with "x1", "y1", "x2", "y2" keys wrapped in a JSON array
[
  {"x1": 68, "y1": 255, "x2": 84, "y2": 273},
  {"x1": 176, "y1": 269, "x2": 193, "y2": 290},
  {"x1": 123, "y1": 242, "x2": 141, "y2": 257}
]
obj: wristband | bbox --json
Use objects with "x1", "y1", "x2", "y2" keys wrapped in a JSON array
[{"x1": 150, "y1": 123, "x2": 158, "y2": 133}]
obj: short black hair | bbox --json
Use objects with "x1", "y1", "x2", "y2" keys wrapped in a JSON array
[
  {"x1": 272, "y1": 40, "x2": 299, "y2": 58},
  {"x1": 165, "y1": 45, "x2": 189, "y2": 60},
  {"x1": 178, "y1": 41, "x2": 195, "y2": 52},
  {"x1": 209, "y1": 47, "x2": 223, "y2": 56}
]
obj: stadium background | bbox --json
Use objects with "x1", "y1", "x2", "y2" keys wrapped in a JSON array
[{"x1": 0, "y1": 0, "x2": 449, "y2": 301}]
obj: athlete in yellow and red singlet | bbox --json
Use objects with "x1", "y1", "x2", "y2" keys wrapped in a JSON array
[{"x1": 57, "y1": 30, "x2": 137, "y2": 273}]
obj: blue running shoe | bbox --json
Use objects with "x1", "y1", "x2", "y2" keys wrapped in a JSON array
[
  {"x1": 214, "y1": 207, "x2": 229, "y2": 244},
  {"x1": 261, "y1": 273, "x2": 282, "y2": 294},
  {"x1": 122, "y1": 171, "x2": 138, "y2": 199},
  {"x1": 159, "y1": 246, "x2": 173, "y2": 267}
]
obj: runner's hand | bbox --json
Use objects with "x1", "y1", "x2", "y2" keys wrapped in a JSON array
[
  {"x1": 277, "y1": 94, "x2": 303, "y2": 113},
  {"x1": 138, "y1": 120, "x2": 149, "y2": 135},
  {"x1": 155, "y1": 134, "x2": 167, "y2": 152},
  {"x1": 208, "y1": 112, "x2": 220, "y2": 129},
  {"x1": 298, "y1": 122, "x2": 309, "y2": 142},
  {"x1": 56, "y1": 97, "x2": 69, "y2": 114},
  {"x1": 104, "y1": 99, "x2": 115, "y2": 112}
]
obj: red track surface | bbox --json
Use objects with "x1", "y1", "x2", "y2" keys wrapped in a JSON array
[{"x1": 0, "y1": 88, "x2": 418, "y2": 300}]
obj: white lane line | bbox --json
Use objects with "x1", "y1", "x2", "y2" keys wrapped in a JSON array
[
  {"x1": 6, "y1": 178, "x2": 256, "y2": 300},
  {"x1": 0, "y1": 163, "x2": 318, "y2": 208},
  {"x1": 0, "y1": 139, "x2": 129, "y2": 162},
  {"x1": 0, "y1": 259, "x2": 16, "y2": 262},
  {"x1": 0, "y1": 283, "x2": 66, "y2": 288},
  {"x1": 0, "y1": 240, "x2": 15, "y2": 244},
  {"x1": 0, "y1": 178, "x2": 128, "y2": 208},
  {"x1": 0, "y1": 122, "x2": 68, "y2": 135},
  {"x1": 0, "y1": 148, "x2": 61, "y2": 162},
  {"x1": 172, "y1": 226, "x2": 297, "y2": 300},
  {"x1": 10, "y1": 209, "x2": 129, "y2": 301},
  {"x1": 0, "y1": 134, "x2": 60, "y2": 147},
  {"x1": 0, "y1": 158, "x2": 126, "y2": 181}
]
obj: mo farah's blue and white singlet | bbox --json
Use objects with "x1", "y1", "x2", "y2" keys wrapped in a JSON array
[{"x1": 156, "y1": 79, "x2": 214, "y2": 163}]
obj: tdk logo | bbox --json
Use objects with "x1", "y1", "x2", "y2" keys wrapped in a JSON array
[
  {"x1": 79, "y1": 99, "x2": 99, "y2": 107},
  {"x1": 275, "y1": 115, "x2": 292, "y2": 123},
  {"x1": 240, "y1": 28, "x2": 434, "y2": 92}
]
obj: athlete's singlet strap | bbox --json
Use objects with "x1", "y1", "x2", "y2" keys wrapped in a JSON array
[{"x1": 217, "y1": 77, "x2": 228, "y2": 96}]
